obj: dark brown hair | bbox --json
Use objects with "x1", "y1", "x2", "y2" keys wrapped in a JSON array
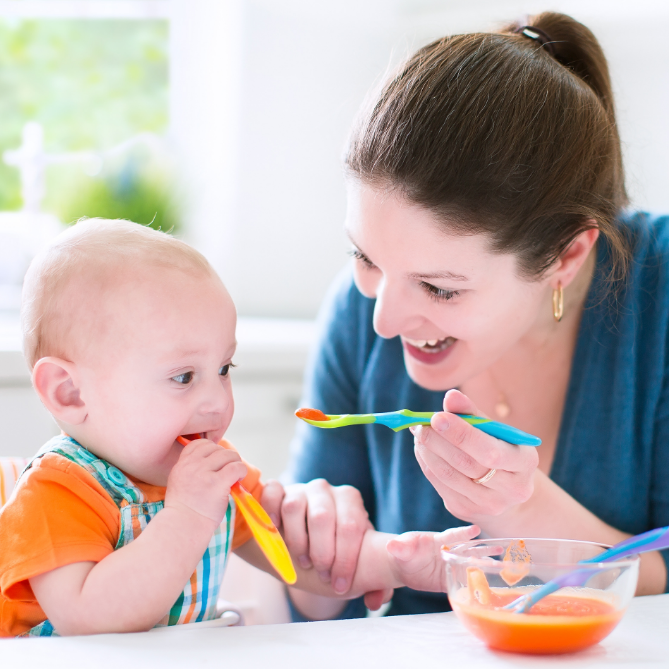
[{"x1": 346, "y1": 12, "x2": 629, "y2": 280}]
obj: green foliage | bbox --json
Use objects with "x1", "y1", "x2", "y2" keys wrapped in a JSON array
[
  {"x1": 0, "y1": 18, "x2": 170, "y2": 224},
  {"x1": 54, "y1": 159, "x2": 181, "y2": 232}
]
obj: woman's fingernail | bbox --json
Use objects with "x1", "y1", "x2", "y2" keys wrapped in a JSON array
[
  {"x1": 432, "y1": 413, "x2": 450, "y2": 431},
  {"x1": 317, "y1": 570, "x2": 331, "y2": 583},
  {"x1": 334, "y1": 577, "x2": 348, "y2": 594},
  {"x1": 299, "y1": 555, "x2": 312, "y2": 569},
  {"x1": 409, "y1": 426, "x2": 418, "y2": 435}
]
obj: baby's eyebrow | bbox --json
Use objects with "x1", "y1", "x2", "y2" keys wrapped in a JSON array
[{"x1": 168, "y1": 342, "x2": 238, "y2": 361}]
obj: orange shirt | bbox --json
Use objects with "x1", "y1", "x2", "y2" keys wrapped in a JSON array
[{"x1": 0, "y1": 442, "x2": 263, "y2": 637}]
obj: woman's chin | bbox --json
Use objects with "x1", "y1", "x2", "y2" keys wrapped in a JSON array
[{"x1": 403, "y1": 355, "x2": 461, "y2": 392}]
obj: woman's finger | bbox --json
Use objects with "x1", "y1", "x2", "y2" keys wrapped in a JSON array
[
  {"x1": 280, "y1": 484, "x2": 311, "y2": 569},
  {"x1": 429, "y1": 414, "x2": 539, "y2": 474},
  {"x1": 415, "y1": 424, "x2": 489, "y2": 480},
  {"x1": 303, "y1": 479, "x2": 337, "y2": 580},
  {"x1": 329, "y1": 485, "x2": 372, "y2": 595},
  {"x1": 443, "y1": 388, "x2": 484, "y2": 417},
  {"x1": 260, "y1": 479, "x2": 285, "y2": 528},
  {"x1": 415, "y1": 445, "x2": 533, "y2": 517},
  {"x1": 415, "y1": 439, "x2": 502, "y2": 498},
  {"x1": 414, "y1": 450, "x2": 484, "y2": 520}
]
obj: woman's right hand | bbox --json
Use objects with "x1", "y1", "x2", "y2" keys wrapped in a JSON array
[
  {"x1": 262, "y1": 478, "x2": 390, "y2": 604},
  {"x1": 412, "y1": 389, "x2": 539, "y2": 524}
]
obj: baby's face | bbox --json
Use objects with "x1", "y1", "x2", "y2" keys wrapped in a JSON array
[{"x1": 71, "y1": 267, "x2": 237, "y2": 485}]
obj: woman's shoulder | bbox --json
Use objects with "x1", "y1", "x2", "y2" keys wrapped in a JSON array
[
  {"x1": 315, "y1": 266, "x2": 378, "y2": 359},
  {"x1": 619, "y1": 211, "x2": 669, "y2": 263},
  {"x1": 587, "y1": 211, "x2": 669, "y2": 344},
  {"x1": 603, "y1": 211, "x2": 669, "y2": 305}
]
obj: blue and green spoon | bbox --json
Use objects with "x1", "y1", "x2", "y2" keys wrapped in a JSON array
[{"x1": 295, "y1": 408, "x2": 541, "y2": 447}]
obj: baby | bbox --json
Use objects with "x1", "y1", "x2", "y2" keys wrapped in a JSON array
[{"x1": 0, "y1": 219, "x2": 478, "y2": 636}]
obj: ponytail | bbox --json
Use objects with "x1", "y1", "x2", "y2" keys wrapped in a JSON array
[{"x1": 510, "y1": 13, "x2": 617, "y2": 122}]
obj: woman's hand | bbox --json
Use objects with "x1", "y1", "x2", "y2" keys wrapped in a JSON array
[
  {"x1": 261, "y1": 479, "x2": 386, "y2": 599},
  {"x1": 412, "y1": 389, "x2": 539, "y2": 523}
]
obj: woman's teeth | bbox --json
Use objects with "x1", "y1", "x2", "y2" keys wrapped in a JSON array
[{"x1": 404, "y1": 336, "x2": 456, "y2": 352}]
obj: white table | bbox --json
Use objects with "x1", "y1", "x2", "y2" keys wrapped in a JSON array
[{"x1": 3, "y1": 594, "x2": 669, "y2": 669}]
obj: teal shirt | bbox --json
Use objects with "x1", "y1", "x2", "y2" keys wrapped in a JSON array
[{"x1": 287, "y1": 211, "x2": 669, "y2": 618}]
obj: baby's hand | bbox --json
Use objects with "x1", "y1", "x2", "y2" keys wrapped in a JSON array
[
  {"x1": 386, "y1": 525, "x2": 480, "y2": 593},
  {"x1": 165, "y1": 438, "x2": 247, "y2": 525}
]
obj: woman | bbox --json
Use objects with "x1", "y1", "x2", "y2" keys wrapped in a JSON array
[{"x1": 268, "y1": 12, "x2": 669, "y2": 620}]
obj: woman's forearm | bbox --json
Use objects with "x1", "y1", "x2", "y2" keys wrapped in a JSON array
[{"x1": 480, "y1": 471, "x2": 667, "y2": 595}]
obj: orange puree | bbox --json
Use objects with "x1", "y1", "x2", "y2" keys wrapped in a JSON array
[
  {"x1": 500, "y1": 539, "x2": 531, "y2": 586},
  {"x1": 295, "y1": 408, "x2": 330, "y2": 421},
  {"x1": 452, "y1": 588, "x2": 622, "y2": 654}
]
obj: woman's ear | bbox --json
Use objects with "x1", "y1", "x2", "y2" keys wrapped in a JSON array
[
  {"x1": 551, "y1": 225, "x2": 600, "y2": 289},
  {"x1": 32, "y1": 357, "x2": 87, "y2": 426}
]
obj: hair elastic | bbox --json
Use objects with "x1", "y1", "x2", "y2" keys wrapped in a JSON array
[{"x1": 517, "y1": 25, "x2": 557, "y2": 58}]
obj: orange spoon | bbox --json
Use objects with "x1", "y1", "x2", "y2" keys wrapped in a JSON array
[{"x1": 176, "y1": 434, "x2": 297, "y2": 584}]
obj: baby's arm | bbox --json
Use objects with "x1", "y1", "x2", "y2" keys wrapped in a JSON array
[
  {"x1": 237, "y1": 524, "x2": 480, "y2": 602},
  {"x1": 30, "y1": 439, "x2": 246, "y2": 635}
]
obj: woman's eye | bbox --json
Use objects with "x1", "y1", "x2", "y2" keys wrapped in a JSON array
[
  {"x1": 348, "y1": 248, "x2": 375, "y2": 269},
  {"x1": 421, "y1": 282, "x2": 460, "y2": 302},
  {"x1": 172, "y1": 371, "x2": 194, "y2": 385}
]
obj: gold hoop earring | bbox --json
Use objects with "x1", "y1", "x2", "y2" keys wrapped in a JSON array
[{"x1": 552, "y1": 282, "x2": 564, "y2": 322}]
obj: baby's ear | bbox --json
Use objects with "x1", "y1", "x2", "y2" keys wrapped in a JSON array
[{"x1": 32, "y1": 357, "x2": 87, "y2": 425}]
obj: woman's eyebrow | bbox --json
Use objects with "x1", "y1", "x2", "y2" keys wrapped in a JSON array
[{"x1": 409, "y1": 271, "x2": 469, "y2": 282}]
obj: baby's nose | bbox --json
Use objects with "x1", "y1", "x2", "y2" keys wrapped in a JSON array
[{"x1": 198, "y1": 377, "x2": 232, "y2": 415}]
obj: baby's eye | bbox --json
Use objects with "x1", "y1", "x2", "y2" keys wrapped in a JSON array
[
  {"x1": 172, "y1": 371, "x2": 194, "y2": 385},
  {"x1": 219, "y1": 363, "x2": 236, "y2": 377}
]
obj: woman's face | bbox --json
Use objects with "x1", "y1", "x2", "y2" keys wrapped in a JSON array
[{"x1": 345, "y1": 183, "x2": 556, "y2": 391}]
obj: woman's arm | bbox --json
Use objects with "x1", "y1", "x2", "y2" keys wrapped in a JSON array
[
  {"x1": 500, "y1": 472, "x2": 667, "y2": 595},
  {"x1": 414, "y1": 390, "x2": 667, "y2": 595}
]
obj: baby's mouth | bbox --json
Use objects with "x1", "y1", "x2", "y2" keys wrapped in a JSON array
[
  {"x1": 179, "y1": 432, "x2": 208, "y2": 443},
  {"x1": 403, "y1": 336, "x2": 457, "y2": 353}
]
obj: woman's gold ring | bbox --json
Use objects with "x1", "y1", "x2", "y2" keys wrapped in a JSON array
[{"x1": 472, "y1": 468, "x2": 497, "y2": 485}]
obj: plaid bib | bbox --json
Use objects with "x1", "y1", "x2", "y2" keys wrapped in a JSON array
[{"x1": 22, "y1": 435, "x2": 233, "y2": 636}]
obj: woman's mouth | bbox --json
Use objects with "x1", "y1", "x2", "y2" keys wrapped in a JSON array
[{"x1": 402, "y1": 336, "x2": 457, "y2": 365}]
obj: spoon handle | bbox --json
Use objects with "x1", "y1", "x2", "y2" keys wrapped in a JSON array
[
  {"x1": 373, "y1": 410, "x2": 542, "y2": 446},
  {"x1": 584, "y1": 526, "x2": 669, "y2": 563},
  {"x1": 507, "y1": 525, "x2": 669, "y2": 613}
]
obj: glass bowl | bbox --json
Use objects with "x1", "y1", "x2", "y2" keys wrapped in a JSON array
[{"x1": 441, "y1": 538, "x2": 639, "y2": 655}]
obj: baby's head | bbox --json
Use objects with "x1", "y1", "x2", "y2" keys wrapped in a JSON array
[{"x1": 22, "y1": 219, "x2": 237, "y2": 484}]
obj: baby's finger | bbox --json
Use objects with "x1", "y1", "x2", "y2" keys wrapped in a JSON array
[
  {"x1": 215, "y1": 461, "x2": 247, "y2": 488},
  {"x1": 179, "y1": 438, "x2": 220, "y2": 459},
  {"x1": 386, "y1": 533, "x2": 421, "y2": 561},
  {"x1": 280, "y1": 485, "x2": 311, "y2": 569},
  {"x1": 260, "y1": 479, "x2": 285, "y2": 528},
  {"x1": 435, "y1": 524, "x2": 480, "y2": 549},
  {"x1": 363, "y1": 588, "x2": 394, "y2": 611}
]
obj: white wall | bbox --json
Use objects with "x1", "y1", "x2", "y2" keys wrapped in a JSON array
[{"x1": 170, "y1": 0, "x2": 669, "y2": 320}]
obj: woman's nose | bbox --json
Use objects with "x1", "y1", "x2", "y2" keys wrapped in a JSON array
[{"x1": 372, "y1": 278, "x2": 423, "y2": 339}]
